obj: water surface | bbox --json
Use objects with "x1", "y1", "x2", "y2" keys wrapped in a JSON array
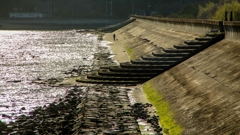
[{"x1": 0, "y1": 30, "x2": 103, "y2": 122}]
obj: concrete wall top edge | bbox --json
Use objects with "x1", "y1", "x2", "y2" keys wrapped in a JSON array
[
  {"x1": 131, "y1": 15, "x2": 220, "y2": 26},
  {"x1": 224, "y1": 21, "x2": 240, "y2": 26},
  {"x1": 130, "y1": 15, "x2": 240, "y2": 41}
]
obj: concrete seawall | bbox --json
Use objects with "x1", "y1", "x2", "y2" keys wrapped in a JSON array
[
  {"x1": 131, "y1": 15, "x2": 221, "y2": 35},
  {"x1": 132, "y1": 15, "x2": 240, "y2": 42},
  {"x1": 113, "y1": 16, "x2": 240, "y2": 134}
]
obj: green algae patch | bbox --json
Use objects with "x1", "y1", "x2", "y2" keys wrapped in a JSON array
[
  {"x1": 125, "y1": 46, "x2": 135, "y2": 60},
  {"x1": 0, "y1": 120, "x2": 7, "y2": 132},
  {"x1": 143, "y1": 82, "x2": 183, "y2": 135}
]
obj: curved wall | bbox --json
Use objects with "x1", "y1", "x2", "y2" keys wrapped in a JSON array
[
  {"x1": 132, "y1": 15, "x2": 240, "y2": 42},
  {"x1": 114, "y1": 17, "x2": 201, "y2": 59},
  {"x1": 131, "y1": 15, "x2": 221, "y2": 35},
  {"x1": 115, "y1": 16, "x2": 240, "y2": 134}
]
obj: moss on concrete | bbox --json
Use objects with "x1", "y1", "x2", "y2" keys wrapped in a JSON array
[
  {"x1": 142, "y1": 81, "x2": 183, "y2": 135},
  {"x1": 125, "y1": 46, "x2": 135, "y2": 60}
]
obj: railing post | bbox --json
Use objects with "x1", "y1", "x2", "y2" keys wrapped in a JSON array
[
  {"x1": 225, "y1": 11, "x2": 228, "y2": 21},
  {"x1": 230, "y1": 11, "x2": 233, "y2": 21},
  {"x1": 219, "y1": 21, "x2": 224, "y2": 33}
]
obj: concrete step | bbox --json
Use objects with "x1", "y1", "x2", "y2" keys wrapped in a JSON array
[
  {"x1": 184, "y1": 40, "x2": 209, "y2": 45},
  {"x1": 141, "y1": 55, "x2": 185, "y2": 61},
  {"x1": 87, "y1": 73, "x2": 150, "y2": 81},
  {"x1": 75, "y1": 32, "x2": 225, "y2": 85},
  {"x1": 98, "y1": 69, "x2": 158, "y2": 77},
  {"x1": 173, "y1": 44, "x2": 203, "y2": 49},
  {"x1": 163, "y1": 48, "x2": 196, "y2": 53},
  {"x1": 152, "y1": 52, "x2": 191, "y2": 57},
  {"x1": 109, "y1": 66, "x2": 165, "y2": 73},
  {"x1": 195, "y1": 37, "x2": 214, "y2": 41},
  {"x1": 131, "y1": 59, "x2": 177, "y2": 65},
  {"x1": 206, "y1": 33, "x2": 221, "y2": 37},
  {"x1": 120, "y1": 62, "x2": 171, "y2": 68},
  {"x1": 76, "y1": 77, "x2": 142, "y2": 84}
]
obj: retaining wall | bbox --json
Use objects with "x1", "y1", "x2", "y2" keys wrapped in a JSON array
[
  {"x1": 114, "y1": 18, "x2": 199, "y2": 59},
  {"x1": 131, "y1": 15, "x2": 221, "y2": 36},
  {"x1": 131, "y1": 15, "x2": 240, "y2": 42},
  {"x1": 113, "y1": 16, "x2": 240, "y2": 134},
  {"x1": 224, "y1": 21, "x2": 240, "y2": 41}
]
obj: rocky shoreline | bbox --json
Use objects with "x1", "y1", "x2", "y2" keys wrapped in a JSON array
[
  {"x1": 1, "y1": 85, "x2": 162, "y2": 135},
  {"x1": 0, "y1": 32, "x2": 163, "y2": 135}
]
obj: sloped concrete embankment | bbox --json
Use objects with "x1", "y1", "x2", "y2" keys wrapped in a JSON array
[
  {"x1": 112, "y1": 16, "x2": 240, "y2": 134},
  {"x1": 147, "y1": 39, "x2": 240, "y2": 135},
  {"x1": 114, "y1": 15, "x2": 221, "y2": 60}
]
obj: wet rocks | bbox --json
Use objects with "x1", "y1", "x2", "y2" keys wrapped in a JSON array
[
  {"x1": 73, "y1": 85, "x2": 141, "y2": 135},
  {"x1": 0, "y1": 121, "x2": 7, "y2": 134},
  {"x1": 2, "y1": 87, "x2": 85, "y2": 135},
  {"x1": 2, "y1": 85, "x2": 163, "y2": 135},
  {"x1": 33, "y1": 77, "x2": 64, "y2": 85},
  {"x1": 7, "y1": 80, "x2": 22, "y2": 83},
  {"x1": 64, "y1": 66, "x2": 92, "y2": 77},
  {"x1": 131, "y1": 103, "x2": 163, "y2": 135},
  {"x1": 1, "y1": 114, "x2": 11, "y2": 119}
]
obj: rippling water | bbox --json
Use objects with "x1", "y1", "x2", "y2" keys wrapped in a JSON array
[{"x1": 0, "y1": 30, "x2": 105, "y2": 123}]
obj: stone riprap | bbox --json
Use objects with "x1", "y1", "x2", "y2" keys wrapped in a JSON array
[
  {"x1": 72, "y1": 85, "x2": 162, "y2": 135},
  {"x1": 2, "y1": 86, "x2": 85, "y2": 134},
  {"x1": 1, "y1": 85, "x2": 162, "y2": 135},
  {"x1": 73, "y1": 85, "x2": 140, "y2": 134}
]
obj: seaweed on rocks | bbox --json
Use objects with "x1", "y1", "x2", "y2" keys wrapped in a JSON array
[
  {"x1": 0, "y1": 121, "x2": 7, "y2": 135},
  {"x1": 131, "y1": 103, "x2": 163, "y2": 135}
]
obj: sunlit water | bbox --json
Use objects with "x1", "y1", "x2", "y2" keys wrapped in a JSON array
[{"x1": 0, "y1": 30, "x2": 107, "y2": 123}]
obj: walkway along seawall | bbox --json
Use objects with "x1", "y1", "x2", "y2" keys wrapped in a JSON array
[{"x1": 110, "y1": 15, "x2": 240, "y2": 134}]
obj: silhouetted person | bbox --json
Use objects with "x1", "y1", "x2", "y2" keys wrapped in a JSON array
[{"x1": 113, "y1": 34, "x2": 116, "y2": 41}]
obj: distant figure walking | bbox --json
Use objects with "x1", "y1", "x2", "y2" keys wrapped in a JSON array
[{"x1": 113, "y1": 34, "x2": 116, "y2": 41}]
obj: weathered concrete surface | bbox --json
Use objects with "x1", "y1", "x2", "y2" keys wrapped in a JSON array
[
  {"x1": 131, "y1": 15, "x2": 221, "y2": 36},
  {"x1": 112, "y1": 19, "x2": 199, "y2": 59},
  {"x1": 224, "y1": 21, "x2": 240, "y2": 42},
  {"x1": 110, "y1": 18, "x2": 240, "y2": 134},
  {"x1": 149, "y1": 39, "x2": 240, "y2": 134}
]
